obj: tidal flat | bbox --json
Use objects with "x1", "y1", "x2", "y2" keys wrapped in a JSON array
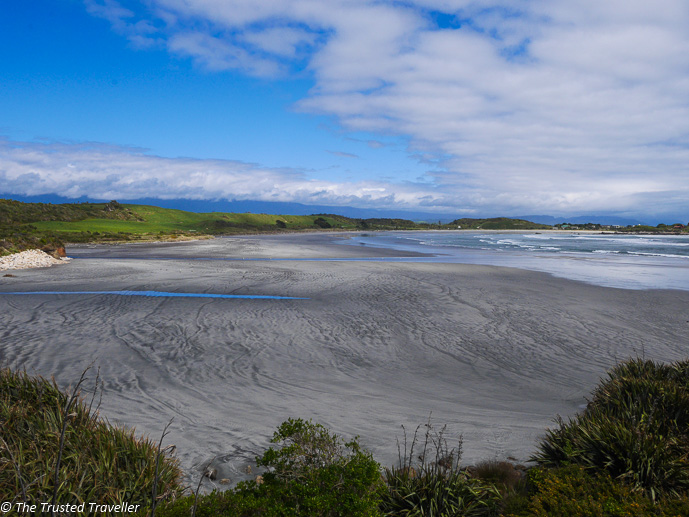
[{"x1": 1, "y1": 233, "x2": 687, "y2": 487}]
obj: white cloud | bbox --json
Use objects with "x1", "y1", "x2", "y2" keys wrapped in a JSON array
[
  {"x1": 241, "y1": 27, "x2": 317, "y2": 59},
  {"x1": 85, "y1": 0, "x2": 135, "y2": 25},
  {"x1": 327, "y1": 150, "x2": 359, "y2": 159},
  {"x1": 167, "y1": 32, "x2": 282, "y2": 76},
  {"x1": 3, "y1": 137, "x2": 687, "y2": 218},
  {"x1": 85, "y1": 0, "x2": 161, "y2": 48},
  {"x1": 76, "y1": 0, "x2": 689, "y2": 217},
  {"x1": 0, "y1": 139, "x2": 442, "y2": 209}
]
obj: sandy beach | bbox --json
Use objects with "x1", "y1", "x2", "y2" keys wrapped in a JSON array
[{"x1": 1, "y1": 233, "x2": 688, "y2": 488}]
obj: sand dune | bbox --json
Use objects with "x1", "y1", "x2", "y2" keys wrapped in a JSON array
[{"x1": 1, "y1": 233, "x2": 687, "y2": 488}]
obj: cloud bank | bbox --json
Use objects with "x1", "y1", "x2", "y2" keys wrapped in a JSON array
[
  {"x1": 0, "y1": 139, "x2": 441, "y2": 210},
  {"x1": 15, "y1": 1, "x2": 689, "y2": 218}
]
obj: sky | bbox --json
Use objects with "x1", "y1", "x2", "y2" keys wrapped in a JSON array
[{"x1": 1, "y1": 0, "x2": 689, "y2": 223}]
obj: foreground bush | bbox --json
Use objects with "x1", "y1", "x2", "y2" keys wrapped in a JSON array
[
  {"x1": 158, "y1": 418, "x2": 384, "y2": 517},
  {"x1": 8, "y1": 356, "x2": 689, "y2": 515},
  {"x1": 533, "y1": 358, "x2": 689, "y2": 499},
  {"x1": 379, "y1": 420, "x2": 502, "y2": 517},
  {"x1": 160, "y1": 418, "x2": 505, "y2": 517},
  {"x1": 509, "y1": 465, "x2": 652, "y2": 517},
  {"x1": 0, "y1": 367, "x2": 182, "y2": 509},
  {"x1": 504, "y1": 465, "x2": 689, "y2": 517},
  {"x1": 256, "y1": 418, "x2": 384, "y2": 515},
  {"x1": 382, "y1": 468, "x2": 502, "y2": 517}
]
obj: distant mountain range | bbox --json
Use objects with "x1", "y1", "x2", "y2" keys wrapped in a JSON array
[
  {"x1": 517, "y1": 215, "x2": 646, "y2": 226},
  {"x1": 2, "y1": 193, "x2": 459, "y2": 223},
  {"x1": 0, "y1": 193, "x2": 675, "y2": 226}
]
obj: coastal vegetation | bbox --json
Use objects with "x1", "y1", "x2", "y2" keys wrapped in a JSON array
[
  {"x1": 0, "y1": 199, "x2": 438, "y2": 256},
  {"x1": 533, "y1": 358, "x2": 689, "y2": 499},
  {"x1": 0, "y1": 199, "x2": 359, "y2": 256},
  {"x1": 449, "y1": 218, "x2": 549, "y2": 230},
  {"x1": 2, "y1": 198, "x2": 687, "y2": 258},
  {"x1": 2, "y1": 358, "x2": 689, "y2": 515},
  {"x1": 553, "y1": 222, "x2": 689, "y2": 233},
  {"x1": 0, "y1": 367, "x2": 182, "y2": 512}
]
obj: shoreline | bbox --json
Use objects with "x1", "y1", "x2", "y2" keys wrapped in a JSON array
[{"x1": 10, "y1": 228, "x2": 688, "y2": 292}]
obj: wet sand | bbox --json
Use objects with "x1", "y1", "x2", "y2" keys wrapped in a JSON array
[{"x1": 1, "y1": 233, "x2": 688, "y2": 487}]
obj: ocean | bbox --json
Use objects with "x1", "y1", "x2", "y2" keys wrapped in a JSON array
[{"x1": 338, "y1": 231, "x2": 689, "y2": 291}]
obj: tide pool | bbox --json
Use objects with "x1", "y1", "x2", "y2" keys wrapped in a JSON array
[{"x1": 2, "y1": 290, "x2": 308, "y2": 300}]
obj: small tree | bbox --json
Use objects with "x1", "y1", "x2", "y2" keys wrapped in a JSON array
[
  {"x1": 255, "y1": 418, "x2": 384, "y2": 516},
  {"x1": 313, "y1": 217, "x2": 332, "y2": 229},
  {"x1": 104, "y1": 200, "x2": 121, "y2": 211}
]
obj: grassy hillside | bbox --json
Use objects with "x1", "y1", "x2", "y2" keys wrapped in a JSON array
[
  {"x1": 0, "y1": 199, "x2": 554, "y2": 257},
  {"x1": 26, "y1": 206, "x2": 352, "y2": 234},
  {"x1": 0, "y1": 199, "x2": 145, "y2": 224},
  {"x1": 0, "y1": 199, "x2": 427, "y2": 256},
  {"x1": 0, "y1": 200, "x2": 146, "y2": 256},
  {"x1": 1, "y1": 201, "x2": 353, "y2": 233},
  {"x1": 450, "y1": 217, "x2": 551, "y2": 230}
]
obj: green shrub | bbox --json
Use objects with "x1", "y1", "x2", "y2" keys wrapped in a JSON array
[
  {"x1": 382, "y1": 467, "x2": 501, "y2": 517},
  {"x1": 313, "y1": 217, "x2": 332, "y2": 229},
  {"x1": 379, "y1": 419, "x2": 501, "y2": 516},
  {"x1": 470, "y1": 460, "x2": 524, "y2": 493},
  {"x1": 255, "y1": 418, "x2": 384, "y2": 516},
  {"x1": 536, "y1": 413, "x2": 689, "y2": 498},
  {"x1": 511, "y1": 465, "x2": 652, "y2": 517},
  {"x1": 653, "y1": 495, "x2": 689, "y2": 517},
  {"x1": 534, "y1": 358, "x2": 689, "y2": 499},
  {"x1": 158, "y1": 418, "x2": 384, "y2": 517},
  {"x1": 149, "y1": 488, "x2": 278, "y2": 517},
  {"x1": 0, "y1": 367, "x2": 182, "y2": 509}
]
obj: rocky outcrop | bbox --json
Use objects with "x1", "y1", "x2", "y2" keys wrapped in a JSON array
[
  {"x1": 0, "y1": 249, "x2": 71, "y2": 270},
  {"x1": 41, "y1": 245, "x2": 67, "y2": 258}
]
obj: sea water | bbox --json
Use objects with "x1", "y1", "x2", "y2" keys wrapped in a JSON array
[{"x1": 339, "y1": 232, "x2": 689, "y2": 291}]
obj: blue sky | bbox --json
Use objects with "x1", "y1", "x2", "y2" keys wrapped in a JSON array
[{"x1": 2, "y1": 0, "x2": 689, "y2": 222}]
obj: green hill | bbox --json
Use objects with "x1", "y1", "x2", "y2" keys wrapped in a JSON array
[
  {"x1": 450, "y1": 217, "x2": 550, "y2": 230},
  {"x1": 0, "y1": 199, "x2": 431, "y2": 256},
  {"x1": 0, "y1": 199, "x2": 553, "y2": 257},
  {"x1": 0, "y1": 199, "x2": 145, "y2": 225}
]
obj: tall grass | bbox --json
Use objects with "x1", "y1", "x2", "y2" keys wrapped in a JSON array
[
  {"x1": 380, "y1": 417, "x2": 502, "y2": 517},
  {"x1": 0, "y1": 367, "x2": 182, "y2": 508}
]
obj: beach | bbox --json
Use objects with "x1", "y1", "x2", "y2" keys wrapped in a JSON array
[{"x1": 1, "y1": 233, "x2": 688, "y2": 487}]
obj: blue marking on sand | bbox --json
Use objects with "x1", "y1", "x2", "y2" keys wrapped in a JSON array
[{"x1": 2, "y1": 290, "x2": 308, "y2": 300}]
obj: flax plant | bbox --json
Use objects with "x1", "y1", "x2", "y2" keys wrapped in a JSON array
[
  {"x1": 534, "y1": 358, "x2": 689, "y2": 499},
  {"x1": 0, "y1": 367, "x2": 182, "y2": 508},
  {"x1": 380, "y1": 417, "x2": 502, "y2": 517}
]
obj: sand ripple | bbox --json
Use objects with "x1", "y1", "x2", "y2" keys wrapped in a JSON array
[{"x1": 1, "y1": 236, "x2": 688, "y2": 488}]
